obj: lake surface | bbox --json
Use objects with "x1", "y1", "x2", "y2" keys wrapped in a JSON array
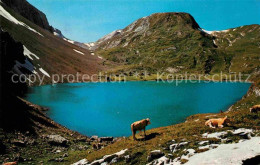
[{"x1": 24, "y1": 81, "x2": 250, "y2": 137}]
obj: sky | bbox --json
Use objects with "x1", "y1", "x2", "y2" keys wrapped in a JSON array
[{"x1": 27, "y1": 0, "x2": 260, "y2": 43}]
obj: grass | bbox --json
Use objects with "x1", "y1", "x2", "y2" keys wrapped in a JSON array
[{"x1": 95, "y1": 13, "x2": 259, "y2": 77}]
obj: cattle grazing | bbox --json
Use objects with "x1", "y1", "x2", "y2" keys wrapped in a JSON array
[
  {"x1": 250, "y1": 105, "x2": 260, "y2": 113},
  {"x1": 131, "y1": 118, "x2": 151, "y2": 140},
  {"x1": 205, "y1": 116, "x2": 230, "y2": 128}
]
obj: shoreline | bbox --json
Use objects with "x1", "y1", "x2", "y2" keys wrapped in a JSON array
[
  {"x1": 29, "y1": 78, "x2": 253, "y2": 88},
  {"x1": 25, "y1": 79, "x2": 254, "y2": 138}
]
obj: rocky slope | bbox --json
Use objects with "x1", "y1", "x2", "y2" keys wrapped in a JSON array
[
  {"x1": 0, "y1": 1, "x2": 111, "y2": 164},
  {"x1": 92, "y1": 12, "x2": 260, "y2": 75},
  {"x1": 0, "y1": 1, "x2": 107, "y2": 85},
  {"x1": 2, "y1": 0, "x2": 54, "y2": 32}
]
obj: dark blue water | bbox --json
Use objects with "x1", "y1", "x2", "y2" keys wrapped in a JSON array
[{"x1": 24, "y1": 81, "x2": 250, "y2": 137}]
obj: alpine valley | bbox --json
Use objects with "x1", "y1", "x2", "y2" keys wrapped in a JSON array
[{"x1": 0, "y1": 0, "x2": 259, "y2": 164}]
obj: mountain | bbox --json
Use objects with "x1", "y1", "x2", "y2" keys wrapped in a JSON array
[
  {"x1": 92, "y1": 12, "x2": 260, "y2": 75},
  {"x1": 0, "y1": 1, "x2": 106, "y2": 85},
  {"x1": 2, "y1": 0, "x2": 54, "y2": 32},
  {"x1": 0, "y1": 1, "x2": 111, "y2": 164}
]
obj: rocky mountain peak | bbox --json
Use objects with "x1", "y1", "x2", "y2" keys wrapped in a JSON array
[
  {"x1": 91, "y1": 12, "x2": 200, "y2": 50},
  {"x1": 2, "y1": 0, "x2": 54, "y2": 32}
]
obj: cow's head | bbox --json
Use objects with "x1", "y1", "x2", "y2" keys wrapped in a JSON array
[
  {"x1": 223, "y1": 116, "x2": 231, "y2": 125},
  {"x1": 146, "y1": 118, "x2": 151, "y2": 125}
]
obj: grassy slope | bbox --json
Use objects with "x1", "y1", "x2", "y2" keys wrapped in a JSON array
[
  {"x1": 0, "y1": 3, "x2": 106, "y2": 84},
  {"x1": 213, "y1": 25, "x2": 260, "y2": 74},
  {"x1": 96, "y1": 13, "x2": 227, "y2": 74},
  {"x1": 95, "y1": 13, "x2": 260, "y2": 78}
]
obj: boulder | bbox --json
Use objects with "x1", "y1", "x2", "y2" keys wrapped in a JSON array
[
  {"x1": 110, "y1": 157, "x2": 118, "y2": 163},
  {"x1": 11, "y1": 140, "x2": 26, "y2": 147},
  {"x1": 99, "y1": 137, "x2": 113, "y2": 142},
  {"x1": 90, "y1": 136, "x2": 99, "y2": 141},
  {"x1": 169, "y1": 142, "x2": 189, "y2": 152},
  {"x1": 147, "y1": 150, "x2": 164, "y2": 162},
  {"x1": 46, "y1": 135, "x2": 68, "y2": 146}
]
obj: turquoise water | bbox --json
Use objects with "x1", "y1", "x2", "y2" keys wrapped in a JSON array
[{"x1": 24, "y1": 81, "x2": 251, "y2": 137}]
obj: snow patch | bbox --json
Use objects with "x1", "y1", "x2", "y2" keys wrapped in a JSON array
[
  {"x1": 39, "y1": 68, "x2": 50, "y2": 77},
  {"x1": 73, "y1": 49, "x2": 84, "y2": 55},
  {"x1": 186, "y1": 137, "x2": 260, "y2": 165},
  {"x1": 98, "y1": 56, "x2": 103, "y2": 59},
  {"x1": 198, "y1": 140, "x2": 209, "y2": 145},
  {"x1": 200, "y1": 28, "x2": 230, "y2": 35},
  {"x1": 72, "y1": 158, "x2": 88, "y2": 165},
  {"x1": 0, "y1": 5, "x2": 43, "y2": 37},
  {"x1": 232, "y1": 128, "x2": 253, "y2": 135},
  {"x1": 23, "y1": 46, "x2": 39, "y2": 60},
  {"x1": 63, "y1": 38, "x2": 75, "y2": 44},
  {"x1": 115, "y1": 149, "x2": 128, "y2": 156},
  {"x1": 90, "y1": 52, "x2": 95, "y2": 56},
  {"x1": 84, "y1": 42, "x2": 95, "y2": 47},
  {"x1": 53, "y1": 32, "x2": 59, "y2": 36}
]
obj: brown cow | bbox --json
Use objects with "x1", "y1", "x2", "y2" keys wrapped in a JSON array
[
  {"x1": 205, "y1": 116, "x2": 230, "y2": 128},
  {"x1": 250, "y1": 105, "x2": 260, "y2": 113},
  {"x1": 131, "y1": 118, "x2": 151, "y2": 140}
]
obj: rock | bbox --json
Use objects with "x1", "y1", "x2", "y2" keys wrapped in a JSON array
[
  {"x1": 124, "y1": 155, "x2": 131, "y2": 163},
  {"x1": 90, "y1": 136, "x2": 99, "y2": 141},
  {"x1": 169, "y1": 142, "x2": 189, "y2": 152},
  {"x1": 147, "y1": 150, "x2": 165, "y2": 162},
  {"x1": 72, "y1": 158, "x2": 89, "y2": 165},
  {"x1": 202, "y1": 131, "x2": 227, "y2": 139},
  {"x1": 169, "y1": 143, "x2": 178, "y2": 152},
  {"x1": 11, "y1": 140, "x2": 26, "y2": 147},
  {"x1": 99, "y1": 137, "x2": 113, "y2": 142},
  {"x1": 14, "y1": 154, "x2": 24, "y2": 162},
  {"x1": 92, "y1": 143, "x2": 102, "y2": 150},
  {"x1": 125, "y1": 152, "x2": 142, "y2": 163},
  {"x1": 55, "y1": 158, "x2": 64, "y2": 162},
  {"x1": 56, "y1": 150, "x2": 61, "y2": 153},
  {"x1": 110, "y1": 157, "x2": 118, "y2": 163},
  {"x1": 46, "y1": 135, "x2": 68, "y2": 146},
  {"x1": 198, "y1": 141, "x2": 209, "y2": 145},
  {"x1": 63, "y1": 153, "x2": 69, "y2": 157},
  {"x1": 2, "y1": 0, "x2": 53, "y2": 32},
  {"x1": 27, "y1": 139, "x2": 36, "y2": 145},
  {"x1": 75, "y1": 137, "x2": 87, "y2": 142}
]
